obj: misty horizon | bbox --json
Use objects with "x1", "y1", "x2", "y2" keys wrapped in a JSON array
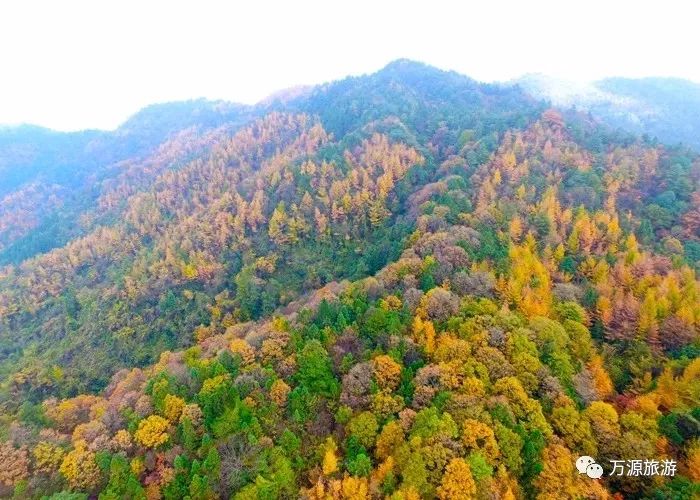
[
  {"x1": 2, "y1": 0, "x2": 698, "y2": 131},
  {"x1": 2, "y1": 59, "x2": 699, "y2": 133}
]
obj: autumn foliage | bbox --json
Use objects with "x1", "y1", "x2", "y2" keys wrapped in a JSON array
[{"x1": 0, "y1": 63, "x2": 698, "y2": 499}]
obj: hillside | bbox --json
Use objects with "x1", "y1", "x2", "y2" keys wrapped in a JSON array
[
  {"x1": 0, "y1": 61, "x2": 699, "y2": 498},
  {"x1": 517, "y1": 74, "x2": 700, "y2": 150},
  {"x1": 0, "y1": 100, "x2": 254, "y2": 265}
]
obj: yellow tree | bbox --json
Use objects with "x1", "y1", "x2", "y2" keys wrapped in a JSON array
[
  {"x1": 584, "y1": 401, "x2": 620, "y2": 455},
  {"x1": 270, "y1": 379, "x2": 291, "y2": 406},
  {"x1": 230, "y1": 338, "x2": 256, "y2": 365},
  {"x1": 436, "y1": 458, "x2": 476, "y2": 500},
  {"x1": 322, "y1": 437, "x2": 339, "y2": 476},
  {"x1": 341, "y1": 475, "x2": 369, "y2": 499},
  {"x1": 502, "y1": 235, "x2": 552, "y2": 317},
  {"x1": 588, "y1": 355, "x2": 614, "y2": 399},
  {"x1": 33, "y1": 441, "x2": 65, "y2": 474},
  {"x1": 134, "y1": 415, "x2": 170, "y2": 448},
  {"x1": 268, "y1": 202, "x2": 289, "y2": 245},
  {"x1": 550, "y1": 403, "x2": 597, "y2": 456},
  {"x1": 373, "y1": 355, "x2": 402, "y2": 391},
  {"x1": 534, "y1": 443, "x2": 587, "y2": 500},
  {"x1": 412, "y1": 316, "x2": 436, "y2": 355},
  {"x1": 162, "y1": 394, "x2": 186, "y2": 423},
  {"x1": 686, "y1": 439, "x2": 700, "y2": 481},
  {"x1": 637, "y1": 289, "x2": 659, "y2": 339},
  {"x1": 509, "y1": 216, "x2": 523, "y2": 241},
  {"x1": 461, "y1": 419, "x2": 500, "y2": 462},
  {"x1": 59, "y1": 440, "x2": 101, "y2": 491},
  {"x1": 376, "y1": 420, "x2": 405, "y2": 460}
]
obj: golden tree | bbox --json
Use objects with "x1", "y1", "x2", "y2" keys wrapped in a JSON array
[
  {"x1": 162, "y1": 394, "x2": 186, "y2": 423},
  {"x1": 59, "y1": 440, "x2": 101, "y2": 491},
  {"x1": 501, "y1": 236, "x2": 552, "y2": 317},
  {"x1": 270, "y1": 379, "x2": 291, "y2": 406},
  {"x1": 230, "y1": 338, "x2": 256, "y2": 365},
  {"x1": 33, "y1": 441, "x2": 65, "y2": 474},
  {"x1": 436, "y1": 458, "x2": 476, "y2": 500},
  {"x1": 134, "y1": 415, "x2": 170, "y2": 449},
  {"x1": 322, "y1": 437, "x2": 339, "y2": 476},
  {"x1": 373, "y1": 355, "x2": 402, "y2": 391},
  {"x1": 461, "y1": 419, "x2": 500, "y2": 462}
]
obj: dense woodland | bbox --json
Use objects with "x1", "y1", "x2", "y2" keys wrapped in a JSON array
[{"x1": 0, "y1": 60, "x2": 699, "y2": 498}]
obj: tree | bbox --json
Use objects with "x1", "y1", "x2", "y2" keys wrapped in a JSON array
[
  {"x1": 550, "y1": 404, "x2": 596, "y2": 456},
  {"x1": 189, "y1": 473, "x2": 215, "y2": 499},
  {"x1": 687, "y1": 439, "x2": 700, "y2": 482},
  {"x1": 59, "y1": 440, "x2": 101, "y2": 491},
  {"x1": 659, "y1": 315, "x2": 696, "y2": 353},
  {"x1": 134, "y1": 415, "x2": 170, "y2": 448},
  {"x1": 180, "y1": 403, "x2": 204, "y2": 427},
  {"x1": 420, "y1": 288, "x2": 460, "y2": 322},
  {"x1": 295, "y1": 340, "x2": 339, "y2": 398},
  {"x1": 32, "y1": 441, "x2": 65, "y2": 474},
  {"x1": 0, "y1": 441, "x2": 29, "y2": 487},
  {"x1": 400, "y1": 451, "x2": 429, "y2": 496},
  {"x1": 372, "y1": 392, "x2": 405, "y2": 419},
  {"x1": 373, "y1": 355, "x2": 402, "y2": 391},
  {"x1": 461, "y1": 419, "x2": 500, "y2": 463},
  {"x1": 270, "y1": 379, "x2": 291, "y2": 407},
  {"x1": 269, "y1": 202, "x2": 289, "y2": 245},
  {"x1": 100, "y1": 454, "x2": 146, "y2": 499},
  {"x1": 322, "y1": 438, "x2": 339, "y2": 476},
  {"x1": 230, "y1": 339, "x2": 255, "y2": 365},
  {"x1": 502, "y1": 237, "x2": 552, "y2": 317},
  {"x1": 584, "y1": 401, "x2": 620, "y2": 456},
  {"x1": 347, "y1": 411, "x2": 379, "y2": 449},
  {"x1": 247, "y1": 190, "x2": 266, "y2": 231},
  {"x1": 162, "y1": 394, "x2": 186, "y2": 423},
  {"x1": 369, "y1": 198, "x2": 389, "y2": 226},
  {"x1": 412, "y1": 316, "x2": 436, "y2": 355},
  {"x1": 347, "y1": 453, "x2": 372, "y2": 477},
  {"x1": 521, "y1": 430, "x2": 545, "y2": 497},
  {"x1": 533, "y1": 443, "x2": 586, "y2": 500},
  {"x1": 587, "y1": 355, "x2": 614, "y2": 399},
  {"x1": 376, "y1": 420, "x2": 405, "y2": 460},
  {"x1": 493, "y1": 423, "x2": 523, "y2": 477},
  {"x1": 436, "y1": 458, "x2": 476, "y2": 500},
  {"x1": 340, "y1": 474, "x2": 370, "y2": 498}
]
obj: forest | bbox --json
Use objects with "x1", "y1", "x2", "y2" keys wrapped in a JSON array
[{"x1": 0, "y1": 60, "x2": 698, "y2": 499}]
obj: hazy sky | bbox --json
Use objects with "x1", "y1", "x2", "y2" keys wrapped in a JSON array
[{"x1": 0, "y1": 0, "x2": 697, "y2": 131}]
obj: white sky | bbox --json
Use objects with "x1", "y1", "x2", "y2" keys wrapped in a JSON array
[{"x1": 0, "y1": 0, "x2": 697, "y2": 131}]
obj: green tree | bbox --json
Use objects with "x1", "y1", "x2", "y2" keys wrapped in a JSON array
[
  {"x1": 294, "y1": 340, "x2": 339, "y2": 397},
  {"x1": 99, "y1": 455, "x2": 146, "y2": 500}
]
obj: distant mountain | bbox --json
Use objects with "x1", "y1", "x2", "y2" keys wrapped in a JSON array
[
  {"x1": 517, "y1": 74, "x2": 700, "y2": 149},
  {"x1": 0, "y1": 100, "x2": 250, "y2": 194},
  {"x1": 0, "y1": 125, "x2": 103, "y2": 197},
  {"x1": 0, "y1": 100, "x2": 255, "y2": 263},
  {"x1": 114, "y1": 99, "x2": 252, "y2": 150}
]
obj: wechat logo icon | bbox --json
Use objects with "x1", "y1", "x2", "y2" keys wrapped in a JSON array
[{"x1": 576, "y1": 456, "x2": 604, "y2": 479}]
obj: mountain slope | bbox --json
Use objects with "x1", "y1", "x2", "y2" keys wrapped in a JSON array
[
  {"x1": 0, "y1": 62, "x2": 698, "y2": 499},
  {"x1": 0, "y1": 63, "x2": 544, "y2": 405},
  {"x1": 0, "y1": 100, "x2": 254, "y2": 265}
]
